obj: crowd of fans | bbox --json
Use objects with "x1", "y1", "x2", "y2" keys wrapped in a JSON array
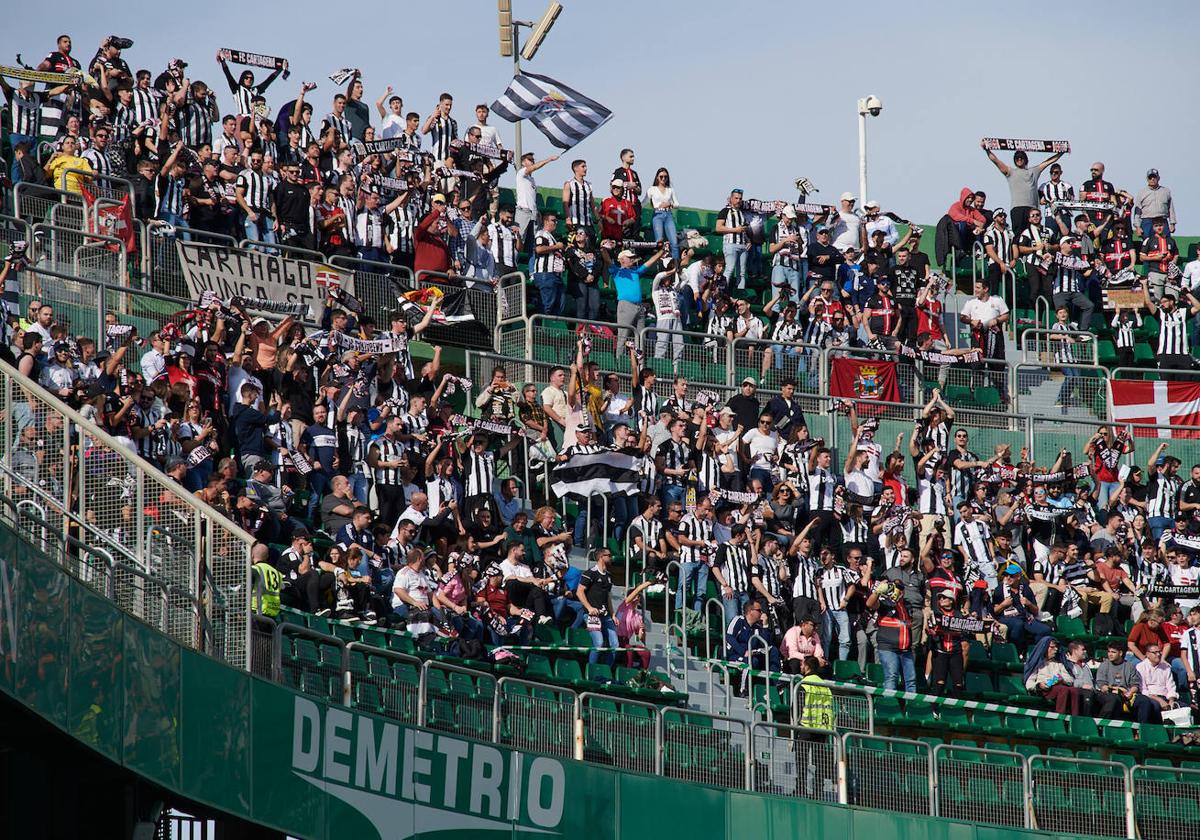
[{"x1": 2, "y1": 32, "x2": 1199, "y2": 733}]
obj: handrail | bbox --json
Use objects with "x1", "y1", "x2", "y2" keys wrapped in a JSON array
[
  {"x1": 1019, "y1": 327, "x2": 1099, "y2": 365},
  {"x1": 1, "y1": 358, "x2": 256, "y2": 546},
  {"x1": 931, "y1": 742, "x2": 1032, "y2": 827},
  {"x1": 273, "y1": 621, "x2": 349, "y2": 703}
]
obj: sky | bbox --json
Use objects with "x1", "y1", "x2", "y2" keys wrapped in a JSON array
[{"x1": 6, "y1": 1, "x2": 1200, "y2": 227}]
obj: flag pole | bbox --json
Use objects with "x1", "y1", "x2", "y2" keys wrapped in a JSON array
[{"x1": 512, "y1": 26, "x2": 523, "y2": 162}]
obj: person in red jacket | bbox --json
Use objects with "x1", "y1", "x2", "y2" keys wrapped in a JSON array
[{"x1": 414, "y1": 193, "x2": 454, "y2": 275}]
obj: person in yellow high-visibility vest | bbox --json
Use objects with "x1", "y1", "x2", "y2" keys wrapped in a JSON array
[
  {"x1": 251, "y1": 559, "x2": 282, "y2": 617},
  {"x1": 798, "y1": 655, "x2": 834, "y2": 731}
]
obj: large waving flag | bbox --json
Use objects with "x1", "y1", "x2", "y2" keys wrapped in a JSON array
[
  {"x1": 1109, "y1": 379, "x2": 1200, "y2": 438},
  {"x1": 491, "y1": 70, "x2": 612, "y2": 150}
]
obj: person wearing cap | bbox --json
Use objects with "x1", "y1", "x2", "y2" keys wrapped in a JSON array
[
  {"x1": 1139, "y1": 215, "x2": 1180, "y2": 301},
  {"x1": 604, "y1": 238, "x2": 667, "y2": 348},
  {"x1": 805, "y1": 225, "x2": 843, "y2": 290},
  {"x1": 769, "y1": 204, "x2": 807, "y2": 299},
  {"x1": 715, "y1": 188, "x2": 750, "y2": 290},
  {"x1": 38, "y1": 341, "x2": 81, "y2": 401},
  {"x1": 830, "y1": 191, "x2": 863, "y2": 253},
  {"x1": 515, "y1": 150, "x2": 559, "y2": 251},
  {"x1": 599, "y1": 177, "x2": 639, "y2": 243},
  {"x1": 413, "y1": 191, "x2": 454, "y2": 274},
  {"x1": 563, "y1": 227, "x2": 600, "y2": 321},
  {"x1": 1135, "y1": 169, "x2": 1176, "y2": 239},
  {"x1": 861, "y1": 271, "x2": 901, "y2": 349},
  {"x1": 925, "y1": 589, "x2": 969, "y2": 697},
  {"x1": 981, "y1": 207, "x2": 1015, "y2": 294},
  {"x1": 723, "y1": 377, "x2": 760, "y2": 432},
  {"x1": 862, "y1": 200, "x2": 900, "y2": 248},
  {"x1": 981, "y1": 141, "x2": 1065, "y2": 238},
  {"x1": 991, "y1": 563, "x2": 1050, "y2": 648}
]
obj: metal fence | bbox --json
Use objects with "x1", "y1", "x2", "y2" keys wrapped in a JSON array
[
  {"x1": 13, "y1": 183, "x2": 85, "y2": 226},
  {"x1": 932, "y1": 744, "x2": 1029, "y2": 829},
  {"x1": 731, "y1": 336, "x2": 825, "y2": 396},
  {"x1": 1029, "y1": 753, "x2": 1132, "y2": 838},
  {"x1": 422, "y1": 660, "x2": 496, "y2": 742},
  {"x1": 579, "y1": 692, "x2": 660, "y2": 775},
  {"x1": 274, "y1": 622, "x2": 348, "y2": 705},
  {"x1": 496, "y1": 677, "x2": 576, "y2": 758},
  {"x1": 1020, "y1": 328, "x2": 1099, "y2": 365},
  {"x1": 143, "y1": 225, "x2": 238, "y2": 299},
  {"x1": 790, "y1": 679, "x2": 874, "y2": 734},
  {"x1": 415, "y1": 269, "x2": 519, "y2": 351},
  {"x1": 750, "y1": 722, "x2": 841, "y2": 802},
  {"x1": 661, "y1": 708, "x2": 750, "y2": 790},
  {"x1": 844, "y1": 734, "x2": 933, "y2": 815},
  {"x1": 1014, "y1": 362, "x2": 1109, "y2": 421},
  {"x1": 345, "y1": 641, "x2": 422, "y2": 725},
  {"x1": 0, "y1": 358, "x2": 256, "y2": 669},
  {"x1": 31, "y1": 222, "x2": 126, "y2": 287},
  {"x1": 1132, "y1": 765, "x2": 1200, "y2": 840}
]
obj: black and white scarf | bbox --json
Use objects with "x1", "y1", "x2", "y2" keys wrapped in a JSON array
[{"x1": 219, "y1": 49, "x2": 289, "y2": 79}]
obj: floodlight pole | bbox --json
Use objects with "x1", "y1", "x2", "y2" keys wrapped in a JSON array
[{"x1": 512, "y1": 24, "x2": 524, "y2": 162}]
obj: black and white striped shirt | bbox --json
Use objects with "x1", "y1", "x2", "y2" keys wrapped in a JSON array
[
  {"x1": 950, "y1": 448, "x2": 979, "y2": 500},
  {"x1": 236, "y1": 168, "x2": 272, "y2": 213},
  {"x1": 770, "y1": 318, "x2": 804, "y2": 344},
  {"x1": 82, "y1": 147, "x2": 111, "y2": 177},
  {"x1": 1131, "y1": 557, "x2": 1165, "y2": 589},
  {"x1": 718, "y1": 205, "x2": 747, "y2": 246},
  {"x1": 840, "y1": 515, "x2": 870, "y2": 546},
  {"x1": 1112, "y1": 312, "x2": 1139, "y2": 350},
  {"x1": 983, "y1": 226, "x2": 1014, "y2": 266},
  {"x1": 157, "y1": 173, "x2": 186, "y2": 217},
  {"x1": 400, "y1": 411, "x2": 428, "y2": 453},
  {"x1": 1050, "y1": 321, "x2": 1077, "y2": 365},
  {"x1": 1040, "y1": 180, "x2": 1074, "y2": 206},
  {"x1": 918, "y1": 466, "x2": 948, "y2": 515},
  {"x1": 818, "y1": 565, "x2": 857, "y2": 608},
  {"x1": 751, "y1": 551, "x2": 784, "y2": 600},
  {"x1": 426, "y1": 116, "x2": 457, "y2": 162},
  {"x1": 1033, "y1": 555, "x2": 1063, "y2": 586},
  {"x1": 954, "y1": 519, "x2": 993, "y2": 581},
  {"x1": 807, "y1": 467, "x2": 837, "y2": 512},
  {"x1": 629, "y1": 515, "x2": 662, "y2": 556},
  {"x1": 371, "y1": 436, "x2": 406, "y2": 485},
  {"x1": 718, "y1": 541, "x2": 752, "y2": 592},
  {"x1": 389, "y1": 204, "x2": 417, "y2": 254},
  {"x1": 922, "y1": 422, "x2": 950, "y2": 453},
  {"x1": 533, "y1": 230, "x2": 563, "y2": 274},
  {"x1": 633, "y1": 385, "x2": 658, "y2": 423},
  {"x1": 1052, "y1": 260, "x2": 1083, "y2": 295},
  {"x1": 177, "y1": 90, "x2": 216, "y2": 149},
  {"x1": 462, "y1": 449, "x2": 495, "y2": 498},
  {"x1": 677, "y1": 513, "x2": 714, "y2": 565},
  {"x1": 131, "y1": 87, "x2": 162, "y2": 124},
  {"x1": 6, "y1": 90, "x2": 40, "y2": 137},
  {"x1": 696, "y1": 448, "x2": 720, "y2": 494},
  {"x1": 1157, "y1": 308, "x2": 1190, "y2": 356},
  {"x1": 488, "y1": 221, "x2": 518, "y2": 268},
  {"x1": 1019, "y1": 224, "x2": 1054, "y2": 267},
  {"x1": 790, "y1": 555, "x2": 820, "y2": 600},
  {"x1": 324, "y1": 112, "x2": 352, "y2": 144},
  {"x1": 344, "y1": 423, "x2": 371, "y2": 476},
  {"x1": 38, "y1": 95, "x2": 66, "y2": 143},
  {"x1": 771, "y1": 221, "x2": 806, "y2": 269},
  {"x1": 656, "y1": 439, "x2": 691, "y2": 486},
  {"x1": 565, "y1": 179, "x2": 594, "y2": 227},
  {"x1": 1146, "y1": 471, "x2": 1182, "y2": 520}
]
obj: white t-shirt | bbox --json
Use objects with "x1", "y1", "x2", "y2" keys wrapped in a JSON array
[
  {"x1": 741, "y1": 427, "x2": 780, "y2": 469},
  {"x1": 500, "y1": 558, "x2": 534, "y2": 581},
  {"x1": 736, "y1": 314, "x2": 764, "y2": 341},
  {"x1": 541, "y1": 384, "x2": 568, "y2": 428},
  {"x1": 516, "y1": 165, "x2": 537, "y2": 212},
  {"x1": 715, "y1": 427, "x2": 742, "y2": 471},
  {"x1": 1170, "y1": 564, "x2": 1200, "y2": 612},
  {"x1": 681, "y1": 261, "x2": 708, "y2": 298},
  {"x1": 380, "y1": 113, "x2": 404, "y2": 139},
  {"x1": 960, "y1": 295, "x2": 1010, "y2": 328},
  {"x1": 474, "y1": 123, "x2": 501, "y2": 147},
  {"x1": 832, "y1": 210, "x2": 862, "y2": 251},
  {"x1": 865, "y1": 215, "x2": 899, "y2": 246},
  {"x1": 645, "y1": 185, "x2": 678, "y2": 211},
  {"x1": 603, "y1": 392, "x2": 632, "y2": 428},
  {"x1": 1182, "y1": 259, "x2": 1200, "y2": 294}
]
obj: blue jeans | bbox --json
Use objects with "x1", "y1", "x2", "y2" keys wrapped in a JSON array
[
  {"x1": 721, "y1": 591, "x2": 750, "y2": 627},
  {"x1": 1149, "y1": 516, "x2": 1173, "y2": 541},
  {"x1": 587, "y1": 614, "x2": 619, "y2": 666},
  {"x1": 748, "y1": 466, "x2": 774, "y2": 493},
  {"x1": 1097, "y1": 480, "x2": 1121, "y2": 510},
  {"x1": 999, "y1": 616, "x2": 1052, "y2": 647},
  {"x1": 1141, "y1": 218, "x2": 1157, "y2": 241},
  {"x1": 771, "y1": 264, "x2": 802, "y2": 299},
  {"x1": 489, "y1": 618, "x2": 534, "y2": 646},
  {"x1": 243, "y1": 211, "x2": 276, "y2": 245},
  {"x1": 307, "y1": 470, "x2": 330, "y2": 521},
  {"x1": 677, "y1": 286, "x2": 698, "y2": 330},
  {"x1": 348, "y1": 473, "x2": 371, "y2": 505},
  {"x1": 723, "y1": 244, "x2": 748, "y2": 290},
  {"x1": 449, "y1": 611, "x2": 484, "y2": 640},
  {"x1": 822, "y1": 608, "x2": 851, "y2": 661},
  {"x1": 770, "y1": 343, "x2": 802, "y2": 371},
  {"x1": 660, "y1": 482, "x2": 685, "y2": 509},
  {"x1": 533, "y1": 272, "x2": 563, "y2": 315},
  {"x1": 878, "y1": 649, "x2": 916, "y2": 692},
  {"x1": 652, "y1": 209, "x2": 679, "y2": 261},
  {"x1": 676, "y1": 561, "x2": 709, "y2": 613},
  {"x1": 560, "y1": 597, "x2": 587, "y2": 627}
]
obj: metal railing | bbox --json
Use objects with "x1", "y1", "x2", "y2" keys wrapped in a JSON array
[
  {"x1": 1020, "y1": 327, "x2": 1099, "y2": 365},
  {"x1": 1029, "y1": 753, "x2": 1133, "y2": 838},
  {"x1": 932, "y1": 743, "x2": 1030, "y2": 829},
  {"x1": 843, "y1": 733, "x2": 933, "y2": 815},
  {"x1": 1014, "y1": 362, "x2": 1110, "y2": 420},
  {"x1": 414, "y1": 269, "x2": 517, "y2": 351},
  {"x1": 1131, "y1": 765, "x2": 1200, "y2": 840},
  {"x1": 750, "y1": 721, "x2": 842, "y2": 802},
  {"x1": 0, "y1": 357, "x2": 256, "y2": 669}
]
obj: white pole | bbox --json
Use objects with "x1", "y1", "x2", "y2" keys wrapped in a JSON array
[
  {"x1": 512, "y1": 26, "x2": 523, "y2": 163},
  {"x1": 857, "y1": 108, "x2": 868, "y2": 207}
]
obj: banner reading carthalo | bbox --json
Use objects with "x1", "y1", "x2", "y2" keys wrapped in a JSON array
[{"x1": 174, "y1": 240, "x2": 352, "y2": 316}]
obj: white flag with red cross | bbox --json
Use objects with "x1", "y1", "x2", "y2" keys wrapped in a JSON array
[{"x1": 1109, "y1": 380, "x2": 1200, "y2": 438}]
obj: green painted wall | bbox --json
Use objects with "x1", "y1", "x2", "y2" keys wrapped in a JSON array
[{"x1": 0, "y1": 520, "x2": 1101, "y2": 840}]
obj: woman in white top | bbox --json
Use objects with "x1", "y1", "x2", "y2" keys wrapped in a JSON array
[{"x1": 645, "y1": 167, "x2": 680, "y2": 260}]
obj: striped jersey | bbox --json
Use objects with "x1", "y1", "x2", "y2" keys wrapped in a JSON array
[
  {"x1": 389, "y1": 203, "x2": 417, "y2": 254},
  {"x1": 750, "y1": 551, "x2": 784, "y2": 601},
  {"x1": 1032, "y1": 555, "x2": 1063, "y2": 586},
  {"x1": 462, "y1": 449, "x2": 496, "y2": 498},
  {"x1": 1146, "y1": 471, "x2": 1182, "y2": 519},
  {"x1": 772, "y1": 221, "x2": 806, "y2": 268},
  {"x1": 1111, "y1": 312, "x2": 1140, "y2": 350},
  {"x1": 533, "y1": 230, "x2": 564, "y2": 273},
  {"x1": 425, "y1": 115, "x2": 457, "y2": 161},
  {"x1": 1040, "y1": 180, "x2": 1074, "y2": 206},
  {"x1": 983, "y1": 226, "x2": 1014, "y2": 266},
  {"x1": 629, "y1": 515, "x2": 662, "y2": 555},
  {"x1": 323, "y1": 112, "x2": 352, "y2": 143},
  {"x1": 807, "y1": 467, "x2": 837, "y2": 512},
  {"x1": 177, "y1": 90, "x2": 216, "y2": 148},
  {"x1": 655, "y1": 438, "x2": 692, "y2": 486},
  {"x1": 676, "y1": 513, "x2": 714, "y2": 565},
  {"x1": 82, "y1": 147, "x2": 111, "y2": 177},
  {"x1": 400, "y1": 410, "x2": 429, "y2": 453},
  {"x1": 954, "y1": 519, "x2": 995, "y2": 585},
  {"x1": 949, "y1": 447, "x2": 979, "y2": 500},
  {"x1": 488, "y1": 221, "x2": 518, "y2": 268},
  {"x1": 818, "y1": 565, "x2": 858, "y2": 608},
  {"x1": 236, "y1": 168, "x2": 272, "y2": 212},
  {"x1": 917, "y1": 465, "x2": 949, "y2": 515},
  {"x1": 790, "y1": 555, "x2": 820, "y2": 600},
  {"x1": 718, "y1": 205, "x2": 747, "y2": 246},
  {"x1": 370, "y1": 436, "x2": 406, "y2": 485},
  {"x1": 5, "y1": 89, "x2": 41, "y2": 137},
  {"x1": 131, "y1": 87, "x2": 162, "y2": 124},
  {"x1": 1018, "y1": 224, "x2": 1054, "y2": 267},
  {"x1": 717, "y1": 541, "x2": 752, "y2": 592},
  {"x1": 1050, "y1": 321, "x2": 1077, "y2": 365},
  {"x1": 1157, "y1": 308, "x2": 1189, "y2": 356},
  {"x1": 565, "y1": 179, "x2": 595, "y2": 227}
]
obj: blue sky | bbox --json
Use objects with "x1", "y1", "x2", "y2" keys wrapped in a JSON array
[{"x1": 6, "y1": 1, "x2": 1199, "y2": 227}]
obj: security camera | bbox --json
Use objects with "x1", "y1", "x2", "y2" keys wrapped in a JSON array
[{"x1": 863, "y1": 95, "x2": 883, "y2": 117}]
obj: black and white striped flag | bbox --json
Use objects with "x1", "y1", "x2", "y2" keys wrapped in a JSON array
[
  {"x1": 490, "y1": 70, "x2": 612, "y2": 150},
  {"x1": 551, "y1": 449, "x2": 643, "y2": 498}
]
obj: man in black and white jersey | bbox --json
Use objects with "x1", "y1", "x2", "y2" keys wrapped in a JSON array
[
  {"x1": 981, "y1": 208, "x2": 1015, "y2": 294},
  {"x1": 562, "y1": 159, "x2": 596, "y2": 233},
  {"x1": 715, "y1": 188, "x2": 750, "y2": 290},
  {"x1": 236, "y1": 151, "x2": 277, "y2": 245},
  {"x1": 769, "y1": 205, "x2": 807, "y2": 299},
  {"x1": 532, "y1": 212, "x2": 566, "y2": 316},
  {"x1": 817, "y1": 547, "x2": 858, "y2": 662},
  {"x1": 806, "y1": 446, "x2": 839, "y2": 551},
  {"x1": 675, "y1": 497, "x2": 716, "y2": 614},
  {"x1": 1143, "y1": 283, "x2": 1200, "y2": 371},
  {"x1": 1049, "y1": 237, "x2": 1095, "y2": 331},
  {"x1": 1015, "y1": 206, "x2": 1057, "y2": 308},
  {"x1": 368, "y1": 414, "x2": 408, "y2": 530},
  {"x1": 1145, "y1": 443, "x2": 1182, "y2": 541},
  {"x1": 488, "y1": 205, "x2": 520, "y2": 276},
  {"x1": 714, "y1": 523, "x2": 753, "y2": 624}
]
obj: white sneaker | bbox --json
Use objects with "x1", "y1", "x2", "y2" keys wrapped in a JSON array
[{"x1": 647, "y1": 584, "x2": 666, "y2": 595}]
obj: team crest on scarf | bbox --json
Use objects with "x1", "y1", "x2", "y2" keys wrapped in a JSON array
[{"x1": 853, "y1": 365, "x2": 883, "y2": 400}]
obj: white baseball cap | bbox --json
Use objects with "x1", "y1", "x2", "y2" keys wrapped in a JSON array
[{"x1": 839, "y1": 191, "x2": 855, "y2": 202}]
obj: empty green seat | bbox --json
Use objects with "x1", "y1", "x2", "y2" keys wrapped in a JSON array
[
  {"x1": 1068, "y1": 715, "x2": 1106, "y2": 746},
  {"x1": 938, "y1": 706, "x2": 974, "y2": 733},
  {"x1": 964, "y1": 671, "x2": 995, "y2": 698},
  {"x1": 873, "y1": 697, "x2": 904, "y2": 725},
  {"x1": 525, "y1": 654, "x2": 553, "y2": 680},
  {"x1": 990, "y1": 644, "x2": 1021, "y2": 671},
  {"x1": 1035, "y1": 716, "x2": 1071, "y2": 742},
  {"x1": 553, "y1": 657, "x2": 586, "y2": 686},
  {"x1": 833, "y1": 660, "x2": 863, "y2": 682},
  {"x1": 586, "y1": 663, "x2": 615, "y2": 683}
]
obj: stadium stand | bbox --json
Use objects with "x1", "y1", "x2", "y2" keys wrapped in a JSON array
[{"x1": 2, "y1": 26, "x2": 1200, "y2": 840}]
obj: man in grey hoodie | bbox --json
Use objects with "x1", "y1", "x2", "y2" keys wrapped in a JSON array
[{"x1": 1094, "y1": 641, "x2": 1162, "y2": 723}]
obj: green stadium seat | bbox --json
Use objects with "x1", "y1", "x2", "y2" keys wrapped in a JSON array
[
  {"x1": 865, "y1": 663, "x2": 885, "y2": 685},
  {"x1": 832, "y1": 660, "x2": 863, "y2": 682},
  {"x1": 901, "y1": 699, "x2": 934, "y2": 727},
  {"x1": 534, "y1": 623, "x2": 564, "y2": 646},
  {"x1": 966, "y1": 640, "x2": 992, "y2": 671},
  {"x1": 394, "y1": 663, "x2": 420, "y2": 686},
  {"x1": 967, "y1": 776, "x2": 1001, "y2": 806},
  {"x1": 553, "y1": 657, "x2": 587, "y2": 687},
  {"x1": 353, "y1": 681, "x2": 385, "y2": 714},
  {"x1": 938, "y1": 706, "x2": 974, "y2": 734},
  {"x1": 1068, "y1": 715, "x2": 1106, "y2": 746},
  {"x1": 525, "y1": 654, "x2": 553, "y2": 681},
  {"x1": 989, "y1": 643, "x2": 1021, "y2": 671},
  {"x1": 587, "y1": 663, "x2": 615, "y2": 684},
  {"x1": 1004, "y1": 713, "x2": 1035, "y2": 739},
  {"x1": 965, "y1": 671, "x2": 995, "y2": 699},
  {"x1": 1014, "y1": 743, "x2": 1042, "y2": 761},
  {"x1": 872, "y1": 696, "x2": 904, "y2": 726},
  {"x1": 972, "y1": 710, "x2": 1006, "y2": 737}
]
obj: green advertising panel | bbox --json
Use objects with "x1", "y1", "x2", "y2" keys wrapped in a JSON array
[{"x1": 0, "y1": 519, "x2": 1105, "y2": 840}]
